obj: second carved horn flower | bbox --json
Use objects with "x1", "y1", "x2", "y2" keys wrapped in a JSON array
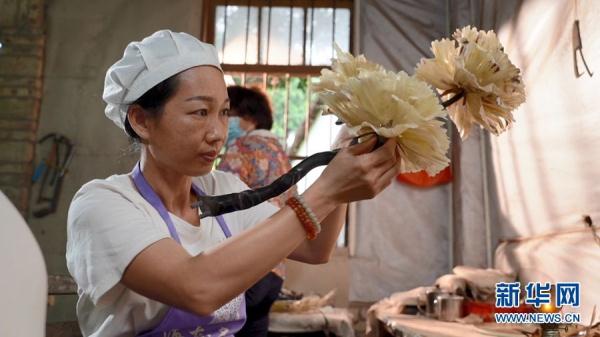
[{"x1": 415, "y1": 26, "x2": 526, "y2": 139}]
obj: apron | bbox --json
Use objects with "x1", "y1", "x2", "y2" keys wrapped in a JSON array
[{"x1": 131, "y1": 163, "x2": 246, "y2": 337}]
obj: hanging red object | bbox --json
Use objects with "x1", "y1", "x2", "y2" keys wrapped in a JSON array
[{"x1": 396, "y1": 166, "x2": 453, "y2": 188}]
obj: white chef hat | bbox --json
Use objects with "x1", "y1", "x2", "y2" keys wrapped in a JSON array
[{"x1": 103, "y1": 29, "x2": 222, "y2": 131}]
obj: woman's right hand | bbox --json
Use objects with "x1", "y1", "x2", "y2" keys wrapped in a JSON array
[{"x1": 313, "y1": 135, "x2": 402, "y2": 204}]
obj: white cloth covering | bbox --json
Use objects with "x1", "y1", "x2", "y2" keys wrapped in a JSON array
[
  {"x1": 269, "y1": 307, "x2": 355, "y2": 337},
  {"x1": 378, "y1": 314, "x2": 531, "y2": 337},
  {"x1": 366, "y1": 287, "x2": 425, "y2": 337},
  {"x1": 66, "y1": 170, "x2": 278, "y2": 337},
  {"x1": 0, "y1": 192, "x2": 47, "y2": 337}
]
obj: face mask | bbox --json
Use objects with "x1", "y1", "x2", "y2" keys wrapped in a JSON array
[{"x1": 227, "y1": 117, "x2": 246, "y2": 146}]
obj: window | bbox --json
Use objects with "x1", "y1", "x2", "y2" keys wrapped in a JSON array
[
  {"x1": 202, "y1": 0, "x2": 353, "y2": 70},
  {"x1": 203, "y1": 0, "x2": 354, "y2": 246}
]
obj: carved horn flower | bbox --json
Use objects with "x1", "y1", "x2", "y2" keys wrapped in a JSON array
[
  {"x1": 416, "y1": 26, "x2": 526, "y2": 138},
  {"x1": 314, "y1": 45, "x2": 450, "y2": 176}
]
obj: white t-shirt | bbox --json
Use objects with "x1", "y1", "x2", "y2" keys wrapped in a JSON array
[{"x1": 66, "y1": 170, "x2": 278, "y2": 337}]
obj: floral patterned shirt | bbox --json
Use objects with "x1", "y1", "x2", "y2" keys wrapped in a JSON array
[{"x1": 217, "y1": 129, "x2": 296, "y2": 208}]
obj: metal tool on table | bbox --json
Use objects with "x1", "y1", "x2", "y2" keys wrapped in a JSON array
[
  {"x1": 434, "y1": 294, "x2": 465, "y2": 322},
  {"x1": 418, "y1": 286, "x2": 446, "y2": 318},
  {"x1": 32, "y1": 133, "x2": 75, "y2": 218}
]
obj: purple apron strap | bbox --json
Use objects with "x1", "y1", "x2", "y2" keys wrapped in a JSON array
[
  {"x1": 131, "y1": 163, "x2": 182, "y2": 243},
  {"x1": 131, "y1": 163, "x2": 234, "y2": 240}
]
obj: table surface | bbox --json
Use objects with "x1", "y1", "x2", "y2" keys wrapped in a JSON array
[
  {"x1": 269, "y1": 307, "x2": 355, "y2": 337},
  {"x1": 379, "y1": 314, "x2": 535, "y2": 337}
]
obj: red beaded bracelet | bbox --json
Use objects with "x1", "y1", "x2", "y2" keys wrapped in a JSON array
[{"x1": 286, "y1": 196, "x2": 320, "y2": 240}]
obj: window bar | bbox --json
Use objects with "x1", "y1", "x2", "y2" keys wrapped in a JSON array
[
  {"x1": 262, "y1": 73, "x2": 268, "y2": 91},
  {"x1": 221, "y1": 1, "x2": 229, "y2": 61},
  {"x1": 287, "y1": 4, "x2": 293, "y2": 65},
  {"x1": 302, "y1": 7, "x2": 308, "y2": 66},
  {"x1": 241, "y1": 72, "x2": 246, "y2": 86},
  {"x1": 332, "y1": 0, "x2": 337, "y2": 59},
  {"x1": 243, "y1": 0, "x2": 251, "y2": 64},
  {"x1": 305, "y1": 75, "x2": 312, "y2": 158},
  {"x1": 257, "y1": 2, "x2": 262, "y2": 63},
  {"x1": 309, "y1": 0, "x2": 315, "y2": 65},
  {"x1": 266, "y1": 0, "x2": 272, "y2": 64},
  {"x1": 284, "y1": 73, "x2": 291, "y2": 152}
]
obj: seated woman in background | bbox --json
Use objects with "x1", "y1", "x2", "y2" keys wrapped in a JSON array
[
  {"x1": 218, "y1": 85, "x2": 295, "y2": 207},
  {"x1": 217, "y1": 86, "x2": 296, "y2": 337}
]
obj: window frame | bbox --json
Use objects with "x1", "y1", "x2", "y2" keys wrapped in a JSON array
[{"x1": 201, "y1": 0, "x2": 354, "y2": 75}]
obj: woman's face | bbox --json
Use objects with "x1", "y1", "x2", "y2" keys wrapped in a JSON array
[{"x1": 145, "y1": 66, "x2": 229, "y2": 176}]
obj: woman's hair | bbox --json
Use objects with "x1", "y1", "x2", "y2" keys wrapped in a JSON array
[
  {"x1": 124, "y1": 74, "x2": 180, "y2": 140},
  {"x1": 227, "y1": 85, "x2": 273, "y2": 130}
]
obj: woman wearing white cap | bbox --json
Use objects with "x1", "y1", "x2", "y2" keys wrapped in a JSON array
[{"x1": 66, "y1": 30, "x2": 401, "y2": 337}]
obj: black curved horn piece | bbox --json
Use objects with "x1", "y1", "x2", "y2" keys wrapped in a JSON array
[
  {"x1": 192, "y1": 150, "x2": 338, "y2": 218},
  {"x1": 191, "y1": 134, "x2": 386, "y2": 218}
]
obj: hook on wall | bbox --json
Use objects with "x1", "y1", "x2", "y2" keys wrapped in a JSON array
[{"x1": 572, "y1": 20, "x2": 593, "y2": 78}]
